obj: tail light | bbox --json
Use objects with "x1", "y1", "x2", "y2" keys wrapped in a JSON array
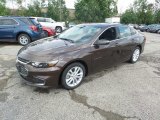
[{"x1": 30, "y1": 25, "x2": 38, "y2": 32}]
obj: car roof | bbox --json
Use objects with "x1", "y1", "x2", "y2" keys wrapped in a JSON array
[
  {"x1": 0, "y1": 16, "x2": 33, "y2": 19},
  {"x1": 32, "y1": 17, "x2": 51, "y2": 19},
  {"x1": 78, "y1": 23, "x2": 122, "y2": 28}
]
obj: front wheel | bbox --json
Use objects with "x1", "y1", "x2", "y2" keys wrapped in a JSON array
[
  {"x1": 55, "y1": 26, "x2": 62, "y2": 33},
  {"x1": 130, "y1": 47, "x2": 141, "y2": 63},
  {"x1": 157, "y1": 30, "x2": 160, "y2": 34},
  {"x1": 61, "y1": 63, "x2": 86, "y2": 90},
  {"x1": 18, "y1": 34, "x2": 31, "y2": 46}
]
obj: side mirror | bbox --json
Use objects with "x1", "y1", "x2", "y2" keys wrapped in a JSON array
[{"x1": 94, "y1": 39, "x2": 110, "y2": 46}]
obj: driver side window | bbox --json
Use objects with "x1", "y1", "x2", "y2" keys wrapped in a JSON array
[{"x1": 99, "y1": 27, "x2": 117, "y2": 41}]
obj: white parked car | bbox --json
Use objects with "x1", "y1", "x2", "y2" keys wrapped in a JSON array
[{"x1": 33, "y1": 17, "x2": 66, "y2": 33}]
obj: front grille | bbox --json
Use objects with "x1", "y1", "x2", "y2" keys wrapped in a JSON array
[
  {"x1": 30, "y1": 78, "x2": 44, "y2": 84},
  {"x1": 18, "y1": 57, "x2": 30, "y2": 63},
  {"x1": 16, "y1": 63, "x2": 28, "y2": 76}
]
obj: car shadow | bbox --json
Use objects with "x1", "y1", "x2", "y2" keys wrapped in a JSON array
[
  {"x1": 0, "y1": 42, "x2": 20, "y2": 46},
  {"x1": 34, "y1": 62, "x2": 129, "y2": 94},
  {"x1": 83, "y1": 63, "x2": 125, "y2": 84}
]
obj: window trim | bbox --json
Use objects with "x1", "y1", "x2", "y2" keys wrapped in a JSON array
[
  {"x1": 0, "y1": 18, "x2": 19, "y2": 26},
  {"x1": 130, "y1": 27, "x2": 137, "y2": 36},
  {"x1": 92, "y1": 26, "x2": 118, "y2": 46},
  {"x1": 19, "y1": 18, "x2": 34, "y2": 25},
  {"x1": 118, "y1": 25, "x2": 132, "y2": 38},
  {"x1": 37, "y1": 18, "x2": 46, "y2": 22},
  {"x1": 98, "y1": 26, "x2": 119, "y2": 41},
  {"x1": 91, "y1": 25, "x2": 132, "y2": 46}
]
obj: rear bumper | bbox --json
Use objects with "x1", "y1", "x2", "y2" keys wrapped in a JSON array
[
  {"x1": 48, "y1": 30, "x2": 56, "y2": 37},
  {"x1": 31, "y1": 33, "x2": 43, "y2": 41},
  {"x1": 62, "y1": 26, "x2": 67, "y2": 31},
  {"x1": 28, "y1": 31, "x2": 43, "y2": 41}
]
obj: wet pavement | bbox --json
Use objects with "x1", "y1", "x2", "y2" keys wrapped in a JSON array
[{"x1": 0, "y1": 32, "x2": 160, "y2": 120}]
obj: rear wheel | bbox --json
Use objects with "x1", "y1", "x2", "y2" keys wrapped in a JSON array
[
  {"x1": 130, "y1": 47, "x2": 140, "y2": 63},
  {"x1": 158, "y1": 30, "x2": 160, "y2": 34},
  {"x1": 18, "y1": 34, "x2": 31, "y2": 46},
  {"x1": 43, "y1": 31, "x2": 49, "y2": 37},
  {"x1": 55, "y1": 26, "x2": 62, "y2": 33},
  {"x1": 61, "y1": 63, "x2": 86, "y2": 90}
]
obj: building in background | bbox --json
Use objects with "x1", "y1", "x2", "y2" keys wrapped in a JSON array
[
  {"x1": 68, "y1": 9, "x2": 75, "y2": 19},
  {"x1": 105, "y1": 17, "x2": 120, "y2": 23}
]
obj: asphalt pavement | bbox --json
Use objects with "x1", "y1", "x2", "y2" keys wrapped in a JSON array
[{"x1": 0, "y1": 32, "x2": 160, "y2": 120}]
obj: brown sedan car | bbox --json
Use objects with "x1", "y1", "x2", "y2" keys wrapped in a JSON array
[{"x1": 16, "y1": 23, "x2": 146, "y2": 90}]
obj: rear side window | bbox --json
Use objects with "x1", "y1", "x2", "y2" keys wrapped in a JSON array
[
  {"x1": 37, "y1": 18, "x2": 45, "y2": 22},
  {"x1": 119, "y1": 26, "x2": 131, "y2": 38},
  {"x1": 29, "y1": 18, "x2": 39, "y2": 25},
  {"x1": 130, "y1": 27, "x2": 137, "y2": 35},
  {"x1": 0, "y1": 19, "x2": 18, "y2": 25},
  {"x1": 45, "y1": 18, "x2": 51, "y2": 22},
  {"x1": 18, "y1": 18, "x2": 33, "y2": 25}
]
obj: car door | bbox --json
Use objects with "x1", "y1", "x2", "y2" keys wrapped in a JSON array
[
  {"x1": 115, "y1": 25, "x2": 137, "y2": 63},
  {"x1": 0, "y1": 18, "x2": 18, "y2": 41},
  {"x1": 46, "y1": 18, "x2": 56, "y2": 29},
  {"x1": 37, "y1": 18, "x2": 49, "y2": 27},
  {"x1": 38, "y1": 18, "x2": 55, "y2": 29},
  {"x1": 91, "y1": 27, "x2": 120, "y2": 72}
]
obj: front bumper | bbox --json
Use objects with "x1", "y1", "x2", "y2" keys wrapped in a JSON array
[
  {"x1": 21, "y1": 76, "x2": 48, "y2": 88},
  {"x1": 16, "y1": 59, "x2": 61, "y2": 88},
  {"x1": 62, "y1": 26, "x2": 67, "y2": 31}
]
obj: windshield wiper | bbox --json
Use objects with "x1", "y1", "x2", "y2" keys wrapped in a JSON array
[{"x1": 59, "y1": 38, "x2": 75, "y2": 43}]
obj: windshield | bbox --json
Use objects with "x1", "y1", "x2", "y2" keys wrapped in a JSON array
[
  {"x1": 156, "y1": 25, "x2": 160, "y2": 29},
  {"x1": 58, "y1": 25, "x2": 102, "y2": 43}
]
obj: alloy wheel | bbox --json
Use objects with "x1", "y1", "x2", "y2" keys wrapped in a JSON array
[
  {"x1": 65, "y1": 66, "x2": 84, "y2": 87},
  {"x1": 56, "y1": 27, "x2": 62, "y2": 33},
  {"x1": 19, "y1": 35, "x2": 29, "y2": 45},
  {"x1": 132, "y1": 48, "x2": 140, "y2": 62}
]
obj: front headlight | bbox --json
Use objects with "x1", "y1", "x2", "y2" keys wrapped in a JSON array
[{"x1": 30, "y1": 60, "x2": 58, "y2": 68}]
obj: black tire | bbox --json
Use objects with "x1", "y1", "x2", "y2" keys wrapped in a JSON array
[
  {"x1": 129, "y1": 47, "x2": 141, "y2": 63},
  {"x1": 55, "y1": 26, "x2": 62, "y2": 33},
  {"x1": 18, "y1": 34, "x2": 31, "y2": 46},
  {"x1": 61, "y1": 63, "x2": 86, "y2": 90},
  {"x1": 44, "y1": 31, "x2": 49, "y2": 37}
]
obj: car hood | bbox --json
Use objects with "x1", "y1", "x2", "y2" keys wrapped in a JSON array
[
  {"x1": 18, "y1": 38, "x2": 80, "y2": 62},
  {"x1": 56, "y1": 22, "x2": 65, "y2": 25}
]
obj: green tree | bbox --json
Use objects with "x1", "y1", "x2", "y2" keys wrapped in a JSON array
[
  {"x1": 121, "y1": 9, "x2": 137, "y2": 24},
  {"x1": 47, "y1": 0, "x2": 69, "y2": 22},
  {"x1": 133, "y1": 0, "x2": 154, "y2": 24},
  {"x1": 121, "y1": 0, "x2": 154, "y2": 24},
  {"x1": 16, "y1": 0, "x2": 27, "y2": 16},
  {"x1": 154, "y1": 10, "x2": 160, "y2": 23},
  {"x1": 75, "y1": 0, "x2": 118, "y2": 22},
  {"x1": 0, "y1": 0, "x2": 10, "y2": 16},
  {"x1": 24, "y1": 1, "x2": 42, "y2": 17}
]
